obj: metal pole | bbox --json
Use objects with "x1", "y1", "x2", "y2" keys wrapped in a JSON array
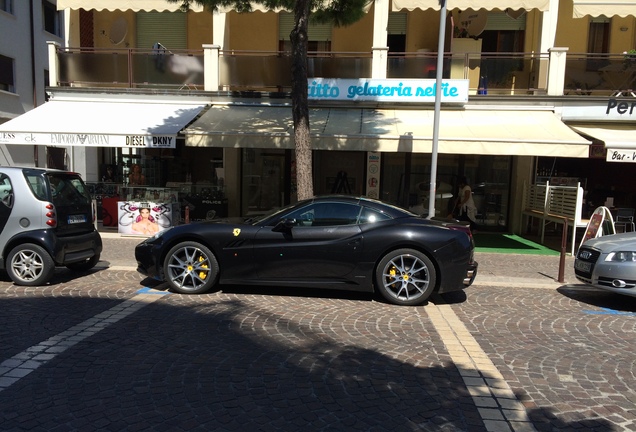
[{"x1": 428, "y1": 0, "x2": 447, "y2": 219}]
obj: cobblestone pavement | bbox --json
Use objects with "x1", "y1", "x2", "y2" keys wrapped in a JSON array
[{"x1": 0, "y1": 234, "x2": 634, "y2": 431}]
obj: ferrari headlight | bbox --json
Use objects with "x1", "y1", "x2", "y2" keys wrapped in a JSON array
[
  {"x1": 145, "y1": 226, "x2": 172, "y2": 243},
  {"x1": 605, "y1": 251, "x2": 636, "y2": 262}
]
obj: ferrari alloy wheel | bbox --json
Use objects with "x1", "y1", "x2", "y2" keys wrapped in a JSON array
[
  {"x1": 6, "y1": 243, "x2": 55, "y2": 286},
  {"x1": 163, "y1": 241, "x2": 219, "y2": 294},
  {"x1": 376, "y1": 248, "x2": 436, "y2": 306}
]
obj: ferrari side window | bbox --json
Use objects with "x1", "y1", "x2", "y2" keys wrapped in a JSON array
[
  {"x1": 359, "y1": 207, "x2": 391, "y2": 224},
  {"x1": 285, "y1": 204, "x2": 317, "y2": 226},
  {"x1": 298, "y1": 208, "x2": 315, "y2": 225},
  {"x1": 312, "y1": 203, "x2": 361, "y2": 226}
]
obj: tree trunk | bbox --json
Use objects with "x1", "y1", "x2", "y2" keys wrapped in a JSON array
[{"x1": 290, "y1": 0, "x2": 313, "y2": 200}]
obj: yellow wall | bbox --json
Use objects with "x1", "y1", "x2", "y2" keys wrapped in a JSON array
[
  {"x1": 555, "y1": 0, "x2": 636, "y2": 53},
  {"x1": 187, "y1": 11, "x2": 213, "y2": 49},
  {"x1": 406, "y1": 10, "x2": 441, "y2": 52},
  {"x1": 84, "y1": 3, "x2": 636, "y2": 55},
  {"x1": 92, "y1": 10, "x2": 136, "y2": 49},
  {"x1": 226, "y1": 11, "x2": 279, "y2": 51},
  {"x1": 555, "y1": 1, "x2": 590, "y2": 52},
  {"x1": 331, "y1": 11, "x2": 374, "y2": 52},
  {"x1": 608, "y1": 16, "x2": 636, "y2": 53},
  {"x1": 92, "y1": 10, "x2": 212, "y2": 50}
]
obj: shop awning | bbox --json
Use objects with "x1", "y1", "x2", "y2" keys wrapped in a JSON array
[
  {"x1": 572, "y1": 1, "x2": 636, "y2": 18},
  {"x1": 57, "y1": 1, "x2": 204, "y2": 12},
  {"x1": 391, "y1": 0, "x2": 550, "y2": 11},
  {"x1": 570, "y1": 123, "x2": 636, "y2": 149},
  {"x1": 185, "y1": 106, "x2": 591, "y2": 157},
  {"x1": 0, "y1": 92, "x2": 24, "y2": 122},
  {"x1": 0, "y1": 100, "x2": 206, "y2": 148}
]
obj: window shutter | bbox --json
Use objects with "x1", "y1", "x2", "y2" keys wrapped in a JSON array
[
  {"x1": 387, "y1": 13, "x2": 407, "y2": 35},
  {"x1": 485, "y1": 12, "x2": 526, "y2": 31},
  {"x1": 136, "y1": 11, "x2": 187, "y2": 50}
]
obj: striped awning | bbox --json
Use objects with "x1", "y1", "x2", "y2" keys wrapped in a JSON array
[
  {"x1": 571, "y1": 0, "x2": 636, "y2": 18},
  {"x1": 391, "y1": 0, "x2": 550, "y2": 11},
  {"x1": 57, "y1": 1, "x2": 205, "y2": 12}
]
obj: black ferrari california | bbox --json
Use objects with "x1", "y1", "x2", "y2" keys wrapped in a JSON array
[{"x1": 135, "y1": 196, "x2": 478, "y2": 306}]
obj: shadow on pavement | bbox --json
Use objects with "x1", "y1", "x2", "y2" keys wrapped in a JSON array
[
  {"x1": 557, "y1": 284, "x2": 636, "y2": 312},
  {"x1": 0, "y1": 291, "x2": 617, "y2": 431}
]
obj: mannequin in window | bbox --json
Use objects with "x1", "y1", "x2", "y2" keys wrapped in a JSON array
[{"x1": 128, "y1": 164, "x2": 146, "y2": 185}]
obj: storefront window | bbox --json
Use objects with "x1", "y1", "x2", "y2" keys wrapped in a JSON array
[
  {"x1": 380, "y1": 153, "x2": 511, "y2": 229},
  {"x1": 313, "y1": 151, "x2": 365, "y2": 196},
  {"x1": 242, "y1": 149, "x2": 287, "y2": 216}
]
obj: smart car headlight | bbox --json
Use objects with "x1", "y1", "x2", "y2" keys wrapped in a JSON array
[{"x1": 605, "y1": 251, "x2": 636, "y2": 262}]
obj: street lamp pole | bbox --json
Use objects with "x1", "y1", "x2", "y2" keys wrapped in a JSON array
[{"x1": 428, "y1": 0, "x2": 447, "y2": 219}]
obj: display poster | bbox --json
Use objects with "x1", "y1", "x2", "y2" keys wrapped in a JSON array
[
  {"x1": 580, "y1": 206, "x2": 615, "y2": 248},
  {"x1": 117, "y1": 201, "x2": 178, "y2": 236}
]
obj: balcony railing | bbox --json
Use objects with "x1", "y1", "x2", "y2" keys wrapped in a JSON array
[
  {"x1": 565, "y1": 53, "x2": 636, "y2": 97},
  {"x1": 54, "y1": 45, "x2": 636, "y2": 97},
  {"x1": 57, "y1": 47, "x2": 205, "y2": 89}
]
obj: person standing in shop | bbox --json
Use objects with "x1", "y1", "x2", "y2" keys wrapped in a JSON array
[
  {"x1": 128, "y1": 164, "x2": 146, "y2": 185},
  {"x1": 453, "y1": 176, "x2": 478, "y2": 232}
]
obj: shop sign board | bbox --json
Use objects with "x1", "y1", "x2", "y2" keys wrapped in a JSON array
[
  {"x1": 308, "y1": 78, "x2": 469, "y2": 103},
  {"x1": 606, "y1": 148, "x2": 636, "y2": 162},
  {"x1": 561, "y1": 98, "x2": 636, "y2": 121},
  {"x1": 0, "y1": 132, "x2": 178, "y2": 148},
  {"x1": 365, "y1": 152, "x2": 381, "y2": 199}
]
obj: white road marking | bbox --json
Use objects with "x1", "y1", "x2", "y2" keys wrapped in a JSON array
[{"x1": 0, "y1": 290, "x2": 167, "y2": 392}]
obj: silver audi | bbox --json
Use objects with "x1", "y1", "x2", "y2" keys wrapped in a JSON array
[{"x1": 575, "y1": 232, "x2": 636, "y2": 297}]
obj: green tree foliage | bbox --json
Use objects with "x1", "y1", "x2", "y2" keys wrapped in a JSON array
[{"x1": 169, "y1": 0, "x2": 368, "y2": 200}]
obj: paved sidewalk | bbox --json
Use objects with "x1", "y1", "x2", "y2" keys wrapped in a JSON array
[
  {"x1": 99, "y1": 231, "x2": 580, "y2": 288},
  {"x1": 2, "y1": 233, "x2": 624, "y2": 432}
]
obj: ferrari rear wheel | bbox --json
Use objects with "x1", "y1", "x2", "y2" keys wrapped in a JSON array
[
  {"x1": 163, "y1": 241, "x2": 219, "y2": 294},
  {"x1": 376, "y1": 249, "x2": 436, "y2": 306}
]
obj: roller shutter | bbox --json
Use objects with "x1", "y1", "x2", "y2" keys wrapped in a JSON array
[{"x1": 136, "y1": 11, "x2": 187, "y2": 50}]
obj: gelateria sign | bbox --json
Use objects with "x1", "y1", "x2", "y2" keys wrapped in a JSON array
[{"x1": 308, "y1": 78, "x2": 469, "y2": 103}]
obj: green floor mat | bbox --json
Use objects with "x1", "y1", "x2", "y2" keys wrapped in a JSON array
[{"x1": 473, "y1": 233, "x2": 560, "y2": 256}]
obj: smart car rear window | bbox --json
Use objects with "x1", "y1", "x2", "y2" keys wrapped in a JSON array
[{"x1": 47, "y1": 174, "x2": 92, "y2": 206}]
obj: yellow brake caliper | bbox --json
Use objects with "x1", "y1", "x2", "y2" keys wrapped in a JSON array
[
  {"x1": 198, "y1": 255, "x2": 208, "y2": 279},
  {"x1": 389, "y1": 266, "x2": 397, "y2": 286}
]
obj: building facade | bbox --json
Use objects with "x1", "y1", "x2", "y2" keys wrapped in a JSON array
[
  {"x1": 0, "y1": 0, "x2": 64, "y2": 167},
  {"x1": 1, "y1": 0, "x2": 635, "y2": 248}
]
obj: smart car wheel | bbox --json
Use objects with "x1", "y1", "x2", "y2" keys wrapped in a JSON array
[
  {"x1": 163, "y1": 241, "x2": 219, "y2": 294},
  {"x1": 375, "y1": 248, "x2": 437, "y2": 306},
  {"x1": 66, "y1": 254, "x2": 100, "y2": 272},
  {"x1": 7, "y1": 243, "x2": 55, "y2": 286}
]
